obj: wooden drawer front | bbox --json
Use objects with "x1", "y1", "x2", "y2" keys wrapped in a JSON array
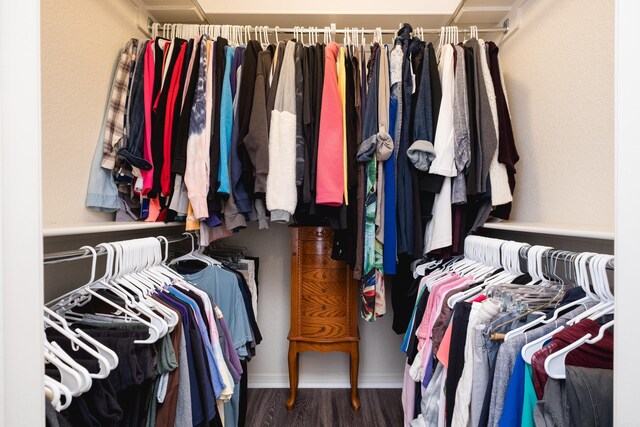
[
  {"x1": 300, "y1": 267, "x2": 346, "y2": 283},
  {"x1": 300, "y1": 316, "x2": 348, "y2": 338},
  {"x1": 300, "y1": 280, "x2": 346, "y2": 298},
  {"x1": 298, "y1": 254, "x2": 343, "y2": 268},
  {"x1": 298, "y1": 239, "x2": 333, "y2": 255},
  {"x1": 297, "y1": 227, "x2": 334, "y2": 241},
  {"x1": 300, "y1": 293, "x2": 348, "y2": 317}
]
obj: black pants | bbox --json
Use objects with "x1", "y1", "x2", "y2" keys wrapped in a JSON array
[{"x1": 445, "y1": 302, "x2": 472, "y2": 427}]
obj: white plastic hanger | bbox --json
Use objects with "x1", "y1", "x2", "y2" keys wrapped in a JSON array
[
  {"x1": 43, "y1": 308, "x2": 113, "y2": 378},
  {"x1": 45, "y1": 340, "x2": 92, "y2": 393},
  {"x1": 520, "y1": 252, "x2": 599, "y2": 363},
  {"x1": 544, "y1": 316, "x2": 614, "y2": 379},
  {"x1": 44, "y1": 375, "x2": 72, "y2": 411},
  {"x1": 44, "y1": 375, "x2": 61, "y2": 410},
  {"x1": 133, "y1": 237, "x2": 179, "y2": 330},
  {"x1": 81, "y1": 244, "x2": 162, "y2": 344},
  {"x1": 111, "y1": 239, "x2": 172, "y2": 334},
  {"x1": 44, "y1": 346, "x2": 83, "y2": 395},
  {"x1": 568, "y1": 253, "x2": 614, "y2": 324},
  {"x1": 109, "y1": 240, "x2": 169, "y2": 337}
]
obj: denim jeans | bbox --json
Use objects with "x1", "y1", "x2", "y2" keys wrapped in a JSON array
[{"x1": 118, "y1": 40, "x2": 152, "y2": 170}]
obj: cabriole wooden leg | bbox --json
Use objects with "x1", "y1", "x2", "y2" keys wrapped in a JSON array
[
  {"x1": 286, "y1": 343, "x2": 298, "y2": 411},
  {"x1": 349, "y1": 342, "x2": 360, "y2": 411}
]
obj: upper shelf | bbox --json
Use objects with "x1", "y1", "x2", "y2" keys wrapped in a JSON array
[
  {"x1": 43, "y1": 222, "x2": 184, "y2": 237},
  {"x1": 138, "y1": 0, "x2": 521, "y2": 32},
  {"x1": 481, "y1": 221, "x2": 614, "y2": 240}
]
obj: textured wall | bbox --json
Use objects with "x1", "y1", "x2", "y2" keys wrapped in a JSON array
[
  {"x1": 499, "y1": 0, "x2": 614, "y2": 229},
  {"x1": 41, "y1": 0, "x2": 146, "y2": 227}
]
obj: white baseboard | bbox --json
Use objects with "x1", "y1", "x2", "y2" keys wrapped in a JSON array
[{"x1": 248, "y1": 373, "x2": 403, "y2": 389}]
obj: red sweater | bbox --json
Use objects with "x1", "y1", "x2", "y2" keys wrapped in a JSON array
[{"x1": 315, "y1": 42, "x2": 344, "y2": 206}]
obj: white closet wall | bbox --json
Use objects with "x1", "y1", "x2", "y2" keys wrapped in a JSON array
[
  {"x1": 499, "y1": 0, "x2": 614, "y2": 229},
  {"x1": 41, "y1": 0, "x2": 148, "y2": 228}
]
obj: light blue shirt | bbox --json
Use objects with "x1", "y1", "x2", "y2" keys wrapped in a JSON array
[
  {"x1": 181, "y1": 266, "x2": 253, "y2": 359},
  {"x1": 218, "y1": 46, "x2": 236, "y2": 196}
]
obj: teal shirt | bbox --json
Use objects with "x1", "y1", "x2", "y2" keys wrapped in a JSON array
[{"x1": 521, "y1": 362, "x2": 537, "y2": 427}]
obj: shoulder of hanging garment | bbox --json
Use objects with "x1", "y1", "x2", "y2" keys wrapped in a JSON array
[{"x1": 326, "y1": 42, "x2": 339, "y2": 59}]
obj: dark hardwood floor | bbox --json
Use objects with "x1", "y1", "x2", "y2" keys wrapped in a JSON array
[{"x1": 245, "y1": 388, "x2": 403, "y2": 427}]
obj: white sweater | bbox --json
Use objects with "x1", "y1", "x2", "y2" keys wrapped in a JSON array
[
  {"x1": 479, "y1": 39, "x2": 512, "y2": 206},
  {"x1": 266, "y1": 41, "x2": 298, "y2": 222}
]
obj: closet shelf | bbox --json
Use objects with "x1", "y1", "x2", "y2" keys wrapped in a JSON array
[
  {"x1": 481, "y1": 222, "x2": 614, "y2": 240},
  {"x1": 43, "y1": 222, "x2": 184, "y2": 237}
]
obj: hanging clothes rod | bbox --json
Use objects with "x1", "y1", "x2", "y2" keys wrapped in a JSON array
[
  {"x1": 518, "y1": 247, "x2": 615, "y2": 271},
  {"x1": 148, "y1": 22, "x2": 508, "y2": 37},
  {"x1": 43, "y1": 233, "x2": 195, "y2": 264}
]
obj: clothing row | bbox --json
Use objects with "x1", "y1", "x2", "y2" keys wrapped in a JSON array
[
  {"x1": 45, "y1": 250, "x2": 261, "y2": 427},
  {"x1": 86, "y1": 23, "x2": 519, "y2": 317},
  {"x1": 400, "y1": 241, "x2": 614, "y2": 427}
]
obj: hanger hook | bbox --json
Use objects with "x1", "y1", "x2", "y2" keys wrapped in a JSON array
[
  {"x1": 79, "y1": 245, "x2": 97, "y2": 285},
  {"x1": 157, "y1": 236, "x2": 169, "y2": 263},
  {"x1": 95, "y1": 243, "x2": 114, "y2": 282}
]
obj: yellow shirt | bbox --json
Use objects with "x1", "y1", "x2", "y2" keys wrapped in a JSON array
[{"x1": 338, "y1": 47, "x2": 348, "y2": 204}]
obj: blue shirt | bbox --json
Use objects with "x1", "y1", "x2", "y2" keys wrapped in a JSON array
[
  {"x1": 168, "y1": 286, "x2": 225, "y2": 398},
  {"x1": 499, "y1": 352, "x2": 526, "y2": 426},
  {"x1": 181, "y1": 266, "x2": 253, "y2": 358},
  {"x1": 383, "y1": 95, "x2": 398, "y2": 274},
  {"x1": 156, "y1": 292, "x2": 215, "y2": 425}
]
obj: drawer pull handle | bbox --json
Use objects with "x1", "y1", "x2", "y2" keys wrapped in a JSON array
[
  {"x1": 322, "y1": 272, "x2": 327, "y2": 278},
  {"x1": 315, "y1": 231, "x2": 324, "y2": 236},
  {"x1": 322, "y1": 305, "x2": 326, "y2": 310},
  {"x1": 292, "y1": 252, "x2": 297, "y2": 256},
  {"x1": 322, "y1": 288, "x2": 327, "y2": 293},
  {"x1": 321, "y1": 326, "x2": 326, "y2": 331}
]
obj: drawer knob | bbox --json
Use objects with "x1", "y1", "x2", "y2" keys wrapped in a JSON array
[
  {"x1": 322, "y1": 288, "x2": 326, "y2": 293},
  {"x1": 315, "y1": 231, "x2": 323, "y2": 236},
  {"x1": 292, "y1": 252, "x2": 297, "y2": 256},
  {"x1": 322, "y1": 272, "x2": 327, "y2": 279},
  {"x1": 322, "y1": 305, "x2": 326, "y2": 310},
  {"x1": 321, "y1": 326, "x2": 326, "y2": 331}
]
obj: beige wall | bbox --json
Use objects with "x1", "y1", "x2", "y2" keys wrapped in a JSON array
[
  {"x1": 500, "y1": 0, "x2": 615, "y2": 229},
  {"x1": 41, "y1": 0, "x2": 147, "y2": 227}
]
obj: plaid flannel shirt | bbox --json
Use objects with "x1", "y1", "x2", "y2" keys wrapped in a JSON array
[{"x1": 101, "y1": 38, "x2": 138, "y2": 170}]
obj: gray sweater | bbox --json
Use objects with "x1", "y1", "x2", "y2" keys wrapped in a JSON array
[{"x1": 465, "y1": 38, "x2": 497, "y2": 194}]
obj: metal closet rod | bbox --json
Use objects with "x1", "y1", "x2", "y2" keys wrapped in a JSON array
[
  {"x1": 519, "y1": 247, "x2": 615, "y2": 270},
  {"x1": 149, "y1": 23, "x2": 507, "y2": 36},
  {"x1": 43, "y1": 233, "x2": 195, "y2": 264}
]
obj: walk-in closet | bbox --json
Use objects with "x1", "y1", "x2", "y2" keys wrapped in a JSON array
[{"x1": 0, "y1": 0, "x2": 636, "y2": 425}]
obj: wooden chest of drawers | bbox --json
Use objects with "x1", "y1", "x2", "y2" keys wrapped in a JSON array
[{"x1": 287, "y1": 226, "x2": 360, "y2": 411}]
